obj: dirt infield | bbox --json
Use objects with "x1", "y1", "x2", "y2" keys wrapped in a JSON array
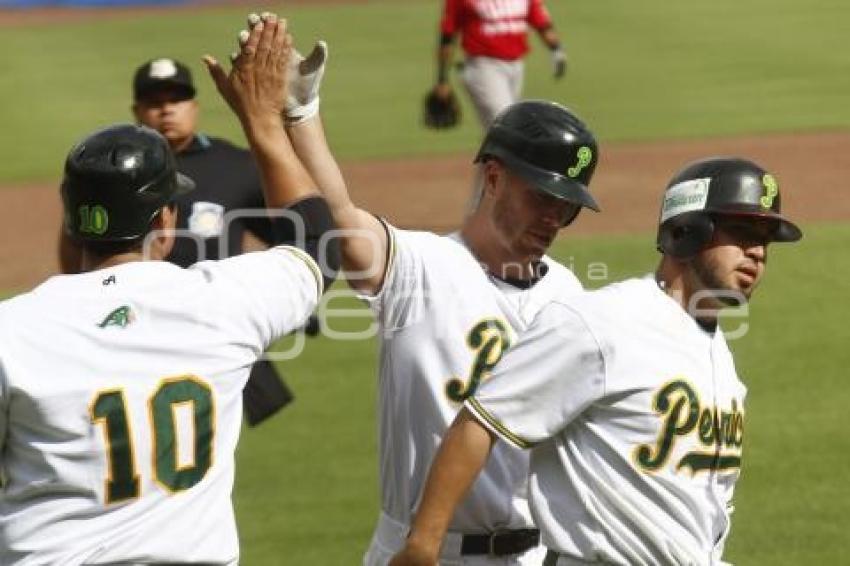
[{"x1": 2, "y1": 130, "x2": 847, "y2": 291}]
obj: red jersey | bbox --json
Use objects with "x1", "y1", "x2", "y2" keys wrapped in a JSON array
[{"x1": 440, "y1": 0, "x2": 553, "y2": 61}]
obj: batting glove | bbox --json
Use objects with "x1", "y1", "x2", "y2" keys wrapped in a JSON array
[
  {"x1": 551, "y1": 48, "x2": 567, "y2": 79},
  {"x1": 285, "y1": 41, "x2": 328, "y2": 125},
  {"x1": 241, "y1": 13, "x2": 328, "y2": 124}
]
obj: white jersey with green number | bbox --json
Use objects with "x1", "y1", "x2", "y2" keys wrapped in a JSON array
[
  {"x1": 466, "y1": 276, "x2": 746, "y2": 565},
  {"x1": 364, "y1": 225, "x2": 583, "y2": 534},
  {"x1": 0, "y1": 247, "x2": 321, "y2": 565}
]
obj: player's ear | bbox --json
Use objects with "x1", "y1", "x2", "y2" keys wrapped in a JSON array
[
  {"x1": 160, "y1": 203, "x2": 178, "y2": 229},
  {"x1": 482, "y1": 159, "x2": 503, "y2": 198},
  {"x1": 145, "y1": 205, "x2": 178, "y2": 260}
]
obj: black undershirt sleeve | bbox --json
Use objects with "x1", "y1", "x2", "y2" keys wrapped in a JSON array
[{"x1": 269, "y1": 196, "x2": 340, "y2": 293}]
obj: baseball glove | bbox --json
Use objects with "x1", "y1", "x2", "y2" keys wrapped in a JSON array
[{"x1": 423, "y1": 87, "x2": 461, "y2": 129}]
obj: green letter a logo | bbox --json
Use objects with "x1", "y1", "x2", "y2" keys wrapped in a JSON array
[{"x1": 98, "y1": 305, "x2": 134, "y2": 329}]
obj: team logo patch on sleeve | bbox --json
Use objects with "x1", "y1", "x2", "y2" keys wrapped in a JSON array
[{"x1": 98, "y1": 305, "x2": 135, "y2": 329}]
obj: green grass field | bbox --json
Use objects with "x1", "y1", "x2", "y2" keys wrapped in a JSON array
[
  {"x1": 1, "y1": 1, "x2": 848, "y2": 563},
  {"x1": 234, "y1": 224, "x2": 850, "y2": 565},
  {"x1": 1, "y1": 0, "x2": 850, "y2": 182}
]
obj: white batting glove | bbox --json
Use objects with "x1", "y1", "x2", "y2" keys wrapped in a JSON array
[
  {"x1": 240, "y1": 14, "x2": 328, "y2": 124},
  {"x1": 285, "y1": 40, "x2": 328, "y2": 125},
  {"x1": 552, "y1": 48, "x2": 567, "y2": 79}
]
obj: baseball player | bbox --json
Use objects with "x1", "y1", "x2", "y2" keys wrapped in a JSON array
[
  {"x1": 390, "y1": 157, "x2": 803, "y2": 566},
  {"x1": 432, "y1": 0, "x2": 567, "y2": 128},
  {"x1": 262, "y1": 25, "x2": 600, "y2": 561},
  {"x1": 0, "y1": 16, "x2": 336, "y2": 563},
  {"x1": 57, "y1": 54, "x2": 316, "y2": 428}
]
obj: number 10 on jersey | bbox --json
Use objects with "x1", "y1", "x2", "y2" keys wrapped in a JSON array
[{"x1": 90, "y1": 375, "x2": 215, "y2": 504}]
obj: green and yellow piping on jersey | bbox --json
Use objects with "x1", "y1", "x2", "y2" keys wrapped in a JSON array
[
  {"x1": 98, "y1": 305, "x2": 134, "y2": 329},
  {"x1": 374, "y1": 216, "x2": 396, "y2": 293},
  {"x1": 633, "y1": 377, "x2": 744, "y2": 475},
  {"x1": 467, "y1": 398, "x2": 533, "y2": 449},
  {"x1": 280, "y1": 246, "x2": 324, "y2": 299}
]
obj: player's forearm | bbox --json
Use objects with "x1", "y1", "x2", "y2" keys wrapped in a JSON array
[
  {"x1": 436, "y1": 37, "x2": 454, "y2": 85},
  {"x1": 243, "y1": 119, "x2": 319, "y2": 208},
  {"x1": 405, "y1": 409, "x2": 496, "y2": 557},
  {"x1": 286, "y1": 117, "x2": 354, "y2": 214},
  {"x1": 286, "y1": 116, "x2": 389, "y2": 294},
  {"x1": 539, "y1": 27, "x2": 562, "y2": 51}
]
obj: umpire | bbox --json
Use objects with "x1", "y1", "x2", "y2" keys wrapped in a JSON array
[{"x1": 58, "y1": 57, "x2": 310, "y2": 426}]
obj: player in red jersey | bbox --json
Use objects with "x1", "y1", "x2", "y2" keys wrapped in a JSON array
[{"x1": 434, "y1": 0, "x2": 567, "y2": 128}]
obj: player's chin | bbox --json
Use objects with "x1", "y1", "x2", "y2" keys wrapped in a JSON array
[
  {"x1": 716, "y1": 280, "x2": 756, "y2": 306},
  {"x1": 522, "y1": 234, "x2": 552, "y2": 258},
  {"x1": 733, "y1": 270, "x2": 762, "y2": 298}
]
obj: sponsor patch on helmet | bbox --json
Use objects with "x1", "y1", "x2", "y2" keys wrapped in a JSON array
[
  {"x1": 660, "y1": 178, "x2": 710, "y2": 222},
  {"x1": 189, "y1": 201, "x2": 225, "y2": 238}
]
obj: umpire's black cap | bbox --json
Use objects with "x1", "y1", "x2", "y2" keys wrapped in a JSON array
[{"x1": 133, "y1": 58, "x2": 196, "y2": 101}]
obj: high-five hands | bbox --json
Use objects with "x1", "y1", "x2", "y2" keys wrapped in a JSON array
[{"x1": 203, "y1": 12, "x2": 291, "y2": 125}]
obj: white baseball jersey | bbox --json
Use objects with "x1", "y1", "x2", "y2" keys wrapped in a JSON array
[
  {"x1": 466, "y1": 275, "x2": 746, "y2": 565},
  {"x1": 363, "y1": 225, "x2": 582, "y2": 552},
  {"x1": 0, "y1": 247, "x2": 321, "y2": 565}
]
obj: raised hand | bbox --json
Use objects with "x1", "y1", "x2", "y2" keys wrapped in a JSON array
[
  {"x1": 203, "y1": 12, "x2": 292, "y2": 127},
  {"x1": 242, "y1": 13, "x2": 329, "y2": 124}
]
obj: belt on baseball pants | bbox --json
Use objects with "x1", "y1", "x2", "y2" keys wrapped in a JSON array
[
  {"x1": 460, "y1": 529, "x2": 540, "y2": 556},
  {"x1": 543, "y1": 549, "x2": 606, "y2": 565},
  {"x1": 373, "y1": 511, "x2": 539, "y2": 558}
]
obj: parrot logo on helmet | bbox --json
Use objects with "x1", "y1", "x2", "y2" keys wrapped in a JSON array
[
  {"x1": 760, "y1": 174, "x2": 779, "y2": 209},
  {"x1": 567, "y1": 146, "x2": 593, "y2": 178}
]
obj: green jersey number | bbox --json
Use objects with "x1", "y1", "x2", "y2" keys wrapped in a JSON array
[{"x1": 91, "y1": 375, "x2": 215, "y2": 503}]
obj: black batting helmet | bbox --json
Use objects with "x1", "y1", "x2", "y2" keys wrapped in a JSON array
[
  {"x1": 61, "y1": 124, "x2": 194, "y2": 242},
  {"x1": 657, "y1": 157, "x2": 802, "y2": 258},
  {"x1": 474, "y1": 100, "x2": 600, "y2": 225}
]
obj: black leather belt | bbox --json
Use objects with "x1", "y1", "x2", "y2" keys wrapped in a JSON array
[{"x1": 460, "y1": 528, "x2": 540, "y2": 556}]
